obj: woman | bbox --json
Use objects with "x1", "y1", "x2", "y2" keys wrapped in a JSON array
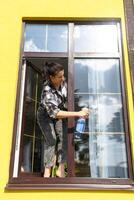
[{"x1": 37, "y1": 62, "x2": 89, "y2": 178}]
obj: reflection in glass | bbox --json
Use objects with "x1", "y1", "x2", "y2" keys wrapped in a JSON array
[
  {"x1": 75, "y1": 135, "x2": 89, "y2": 177},
  {"x1": 47, "y1": 25, "x2": 68, "y2": 52},
  {"x1": 74, "y1": 24, "x2": 118, "y2": 52},
  {"x1": 21, "y1": 136, "x2": 33, "y2": 172},
  {"x1": 88, "y1": 134, "x2": 128, "y2": 178},
  {"x1": 21, "y1": 64, "x2": 44, "y2": 173},
  {"x1": 75, "y1": 94, "x2": 124, "y2": 133},
  {"x1": 98, "y1": 94, "x2": 124, "y2": 132},
  {"x1": 75, "y1": 130, "x2": 128, "y2": 177},
  {"x1": 74, "y1": 59, "x2": 121, "y2": 93},
  {"x1": 24, "y1": 24, "x2": 46, "y2": 52},
  {"x1": 24, "y1": 24, "x2": 68, "y2": 52},
  {"x1": 74, "y1": 58, "x2": 128, "y2": 178},
  {"x1": 26, "y1": 66, "x2": 37, "y2": 99}
]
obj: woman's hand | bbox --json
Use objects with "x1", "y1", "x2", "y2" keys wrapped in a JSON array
[{"x1": 78, "y1": 108, "x2": 90, "y2": 118}]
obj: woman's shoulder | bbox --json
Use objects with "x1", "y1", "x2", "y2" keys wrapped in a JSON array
[
  {"x1": 43, "y1": 81, "x2": 55, "y2": 94},
  {"x1": 43, "y1": 81, "x2": 51, "y2": 90}
]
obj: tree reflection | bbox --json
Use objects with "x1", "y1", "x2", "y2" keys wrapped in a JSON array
[
  {"x1": 107, "y1": 109, "x2": 124, "y2": 133},
  {"x1": 74, "y1": 93, "x2": 127, "y2": 177}
]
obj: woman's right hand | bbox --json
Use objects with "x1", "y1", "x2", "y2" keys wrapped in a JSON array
[{"x1": 78, "y1": 108, "x2": 89, "y2": 118}]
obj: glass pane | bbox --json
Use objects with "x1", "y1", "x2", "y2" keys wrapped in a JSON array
[
  {"x1": 23, "y1": 99, "x2": 35, "y2": 136},
  {"x1": 26, "y1": 66, "x2": 37, "y2": 100},
  {"x1": 74, "y1": 59, "x2": 121, "y2": 93},
  {"x1": 98, "y1": 94, "x2": 124, "y2": 132},
  {"x1": 24, "y1": 24, "x2": 68, "y2": 52},
  {"x1": 75, "y1": 135, "x2": 90, "y2": 177},
  {"x1": 47, "y1": 25, "x2": 68, "y2": 52},
  {"x1": 21, "y1": 136, "x2": 33, "y2": 172},
  {"x1": 74, "y1": 94, "x2": 124, "y2": 133},
  {"x1": 74, "y1": 24, "x2": 118, "y2": 52},
  {"x1": 74, "y1": 58, "x2": 128, "y2": 178},
  {"x1": 75, "y1": 134, "x2": 128, "y2": 178},
  {"x1": 88, "y1": 133, "x2": 128, "y2": 178},
  {"x1": 74, "y1": 94, "x2": 98, "y2": 133},
  {"x1": 24, "y1": 24, "x2": 46, "y2": 52}
]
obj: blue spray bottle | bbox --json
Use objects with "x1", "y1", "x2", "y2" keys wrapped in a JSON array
[{"x1": 75, "y1": 108, "x2": 89, "y2": 139}]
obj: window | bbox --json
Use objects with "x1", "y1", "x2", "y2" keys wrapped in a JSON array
[{"x1": 7, "y1": 21, "x2": 133, "y2": 189}]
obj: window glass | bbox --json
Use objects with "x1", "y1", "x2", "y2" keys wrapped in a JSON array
[
  {"x1": 74, "y1": 59, "x2": 121, "y2": 93},
  {"x1": 24, "y1": 66, "x2": 37, "y2": 136},
  {"x1": 75, "y1": 94, "x2": 124, "y2": 132},
  {"x1": 21, "y1": 65, "x2": 43, "y2": 173},
  {"x1": 24, "y1": 24, "x2": 46, "y2": 52},
  {"x1": 26, "y1": 66, "x2": 37, "y2": 99},
  {"x1": 21, "y1": 136, "x2": 33, "y2": 172},
  {"x1": 21, "y1": 136, "x2": 42, "y2": 173},
  {"x1": 74, "y1": 25, "x2": 118, "y2": 52},
  {"x1": 24, "y1": 24, "x2": 68, "y2": 52},
  {"x1": 47, "y1": 25, "x2": 68, "y2": 52},
  {"x1": 75, "y1": 133, "x2": 128, "y2": 178},
  {"x1": 74, "y1": 59, "x2": 128, "y2": 178},
  {"x1": 21, "y1": 59, "x2": 68, "y2": 174}
]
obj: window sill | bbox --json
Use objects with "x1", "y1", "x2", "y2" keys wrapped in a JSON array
[{"x1": 5, "y1": 178, "x2": 134, "y2": 191}]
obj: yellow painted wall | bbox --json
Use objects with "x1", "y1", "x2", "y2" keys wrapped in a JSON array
[{"x1": 0, "y1": 0, "x2": 133, "y2": 199}]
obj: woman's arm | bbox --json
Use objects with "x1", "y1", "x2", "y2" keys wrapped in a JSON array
[{"x1": 56, "y1": 109, "x2": 89, "y2": 119}]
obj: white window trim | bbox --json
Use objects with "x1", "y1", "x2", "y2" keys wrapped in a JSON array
[{"x1": 13, "y1": 60, "x2": 26, "y2": 177}]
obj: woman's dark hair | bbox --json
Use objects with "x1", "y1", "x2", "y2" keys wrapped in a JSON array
[{"x1": 42, "y1": 61, "x2": 64, "y2": 82}]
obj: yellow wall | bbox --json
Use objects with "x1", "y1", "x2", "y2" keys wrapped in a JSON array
[{"x1": 0, "y1": 0, "x2": 133, "y2": 199}]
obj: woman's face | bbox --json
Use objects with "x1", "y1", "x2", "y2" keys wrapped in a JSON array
[{"x1": 50, "y1": 70, "x2": 65, "y2": 88}]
